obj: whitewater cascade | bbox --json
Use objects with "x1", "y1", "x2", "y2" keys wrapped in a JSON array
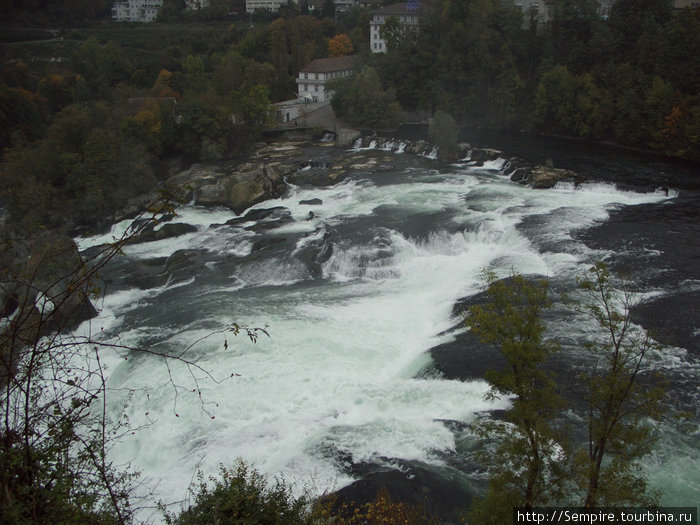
[{"x1": 76, "y1": 144, "x2": 699, "y2": 521}]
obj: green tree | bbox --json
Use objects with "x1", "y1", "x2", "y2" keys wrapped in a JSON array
[
  {"x1": 182, "y1": 54, "x2": 207, "y2": 94},
  {"x1": 466, "y1": 273, "x2": 567, "y2": 523},
  {"x1": 331, "y1": 67, "x2": 400, "y2": 129},
  {"x1": 166, "y1": 461, "x2": 314, "y2": 525},
  {"x1": 320, "y1": 0, "x2": 334, "y2": 20},
  {"x1": 379, "y1": 15, "x2": 404, "y2": 51},
  {"x1": 428, "y1": 110, "x2": 459, "y2": 162},
  {"x1": 573, "y1": 262, "x2": 664, "y2": 507},
  {"x1": 158, "y1": 0, "x2": 186, "y2": 21},
  {"x1": 0, "y1": 86, "x2": 47, "y2": 151}
]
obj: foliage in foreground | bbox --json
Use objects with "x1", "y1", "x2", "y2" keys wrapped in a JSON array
[
  {"x1": 330, "y1": 489, "x2": 438, "y2": 525},
  {"x1": 0, "y1": 194, "x2": 267, "y2": 524},
  {"x1": 465, "y1": 264, "x2": 665, "y2": 521},
  {"x1": 465, "y1": 273, "x2": 567, "y2": 523},
  {"x1": 166, "y1": 462, "x2": 439, "y2": 525},
  {"x1": 166, "y1": 461, "x2": 313, "y2": 525}
]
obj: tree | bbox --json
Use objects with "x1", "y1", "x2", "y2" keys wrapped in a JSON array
[
  {"x1": 428, "y1": 110, "x2": 459, "y2": 162},
  {"x1": 158, "y1": 0, "x2": 186, "y2": 21},
  {"x1": 572, "y1": 262, "x2": 664, "y2": 507},
  {"x1": 328, "y1": 33, "x2": 353, "y2": 56},
  {"x1": 466, "y1": 273, "x2": 567, "y2": 523},
  {"x1": 320, "y1": 0, "x2": 334, "y2": 20},
  {"x1": 0, "y1": 205, "x2": 169, "y2": 523},
  {"x1": 331, "y1": 67, "x2": 401, "y2": 129},
  {"x1": 378, "y1": 15, "x2": 404, "y2": 51},
  {"x1": 165, "y1": 461, "x2": 314, "y2": 525},
  {"x1": 330, "y1": 489, "x2": 438, "y2": 525}
]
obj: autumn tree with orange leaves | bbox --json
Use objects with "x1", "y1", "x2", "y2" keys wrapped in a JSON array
[{"x1": 328, "y1": 34, "x2": 353, "y2": 57}]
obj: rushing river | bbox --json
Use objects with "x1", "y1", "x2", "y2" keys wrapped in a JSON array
[{"x1": 77, "y1": 137, "x2": 699, "y2": 522}]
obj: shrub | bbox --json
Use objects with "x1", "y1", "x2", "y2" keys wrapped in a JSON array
[{"x1": 166, "y1": 460, "x2": 314, "y2": 525}]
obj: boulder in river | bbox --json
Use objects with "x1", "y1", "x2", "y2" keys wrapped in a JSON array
[
  {"x1": 170, "y1": 158, "x2": 297, "y2": 214},
  {"x1": 504, "y1": 158, "x2": 586, "y2": 189}
]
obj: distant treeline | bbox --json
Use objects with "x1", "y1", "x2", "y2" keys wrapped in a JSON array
[{"x1": 366, "y1": 0, "x2": 699, "y2": 161}]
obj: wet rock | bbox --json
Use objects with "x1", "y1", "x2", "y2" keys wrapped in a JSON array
[
  {"x1": 300, "y1": 198, "x2": 323, "y2": 205},
  {"x1": 225, "y1": 207, "x2": 292, "y2": 228},
  {"x1": 250, "y1": 236, "x2": 289, "y2": 253},
  {"x1": 457, "y1": 142, "x2": 473, "y2": 159},
  {"x1": 529, "y1": 166, "x2": 585, "y2": 189},
  {"x1": 470, "y1": 147, "x2": 502, "y2": 166},
  {"x1": 247, "y1": 209, "x2": 294, "y2": 232},
  {"x1": 504, "y1": 157, "x2": 586, "y2": 189},
  {"x1": 0, "y1": 232, "x2": 98, "y2": 343},
  {"x1": 288, "y1": 167, "x2": 347, "y2": 187},
  {"x1": 128, "y1": 222, "x2": 198, "y2": 244},
  {"x1": 163, "y1": 249, "x2": 208, "y2": 281},
  {"x1": 295, "y1": 228, "x2": 333, "y2": 277},
  {"x1": 122, "y1": 258, "x2": 169, "y2": 290},
  {"x1": 503, "y1": 157, "x2": 533, "y2": 177},
  {"x1": 171, "y1": 158, "x2": 296, "y2": 214}
]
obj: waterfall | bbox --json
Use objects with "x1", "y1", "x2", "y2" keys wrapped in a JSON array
[{"x1": 78, "y1": 143, "x2": 694, "y2": 523}]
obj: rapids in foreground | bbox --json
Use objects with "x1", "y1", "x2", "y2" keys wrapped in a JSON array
[{"x1": 77, "y1": 139, "x2": 700, "y2": 522}]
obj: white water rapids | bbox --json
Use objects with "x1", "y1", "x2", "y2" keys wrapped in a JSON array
[{"x1": 76, "y1": 148, "x2": 698, "y2": 521}]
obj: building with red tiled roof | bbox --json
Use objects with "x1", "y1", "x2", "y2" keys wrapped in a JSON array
[{"x1": 296, "y1": 55, "x2": 357, "y2": 103}]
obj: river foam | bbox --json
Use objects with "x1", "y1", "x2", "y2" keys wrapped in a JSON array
[{"x1": 74, "y1": 146, "x2": 695, "y2": 521}]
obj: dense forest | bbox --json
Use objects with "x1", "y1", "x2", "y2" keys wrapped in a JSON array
[{"x1": 335, "y1": 0, "x2": 700, "y2": 163}]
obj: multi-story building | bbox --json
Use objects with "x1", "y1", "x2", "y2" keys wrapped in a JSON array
[
  {"x1": 296, "y1": 55, "x2": 356, "y2": 103},
  {"x1": 185, "y1": 0, "x2": 211, "y2": 8},
  {"x1": 511, "y1": 0, "x2": 551, "y2": 29},
  {"x1": 246, "y1": 0, "x2": 293, "y2": 13},
  {"x1": 111, "y1": 0, "x2": 164, "y2": 22},
  {"x1": 369, "y1": 1, "x2": 426, "y2": 54}
]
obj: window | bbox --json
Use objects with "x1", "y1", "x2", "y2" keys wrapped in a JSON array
[
  {"x1": 304, "y1": 73, "x2": 308, "y2": 79},
  {"x1": 315, "y1": 74, "x2": 319, "y2": 79}
]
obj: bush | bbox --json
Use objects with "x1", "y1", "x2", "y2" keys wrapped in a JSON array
[
  {"x1": 166, "y1": 460, "x2": 315, "y2": 525},
  {"x1": 331, "y1": 489, "x2": 438, "y2": 525}
]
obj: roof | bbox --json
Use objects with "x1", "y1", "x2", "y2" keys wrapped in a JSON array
[
  {"x1": 299, "y1": 55, "x2": 357, "y2": 74},
  {"x1": 371, "y1": 1, "x2": 429, "y2": 15}
]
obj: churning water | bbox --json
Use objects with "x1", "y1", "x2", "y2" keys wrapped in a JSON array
[{"x1": 77, "y1": 142, "x2": 699, "y2": 522}]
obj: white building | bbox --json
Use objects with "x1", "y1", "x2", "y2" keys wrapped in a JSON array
[
  {"x1": 246, "y1": 0, "x2": 294, "y2": 13},
  {"x1": 296, "y1": 55, "x2": 356, "y2": 103},
  {"x1": 185, "y1": 0, "x2": 211, "y2": 8},
  {"x1": 511, "y1": 0, "x2": 551, "y2": 29},
  {"x1": 370, "y1": 1, "x2": 426, "y2": 54},
  {"x1": 111, "y1": 0, "x2": 164, "y2": 22}
]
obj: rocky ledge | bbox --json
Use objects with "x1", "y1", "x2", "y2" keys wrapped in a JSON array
[{"x1": 168, "y1": 159, "x2": 297, "y2": 215}]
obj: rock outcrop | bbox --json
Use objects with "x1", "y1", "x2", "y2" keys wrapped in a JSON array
[
  {"x1": 503, "y1": 158, "x2": 586, "y2": 189},
  {"x1": 170, "y1": 159, "x2": 297, "y2": 214},
  {"x1": 1, "y1": 231, "x2": 100, "y2": 385}
]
